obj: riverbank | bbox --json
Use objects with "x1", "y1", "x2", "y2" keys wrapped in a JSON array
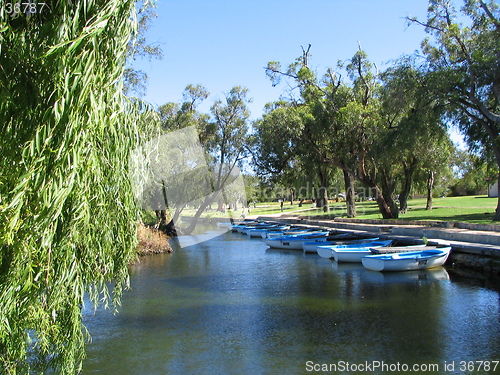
[
  {"x1": 136, "y1": 223, "x2": 173, "y2": 256},
  {"x1": 254, "y1": 215, "x2": 500, "y2": 278}
]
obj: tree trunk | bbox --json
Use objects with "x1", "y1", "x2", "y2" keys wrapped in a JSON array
[
  {"x1": 372, "y1": 185, "x2": 398, "y2": 219},
  {"x1": 343, "y1": 169, "x2": 356, "y2": 217},
  {"x1": 495, "y1": 172, "x2": 500, "y2": 221},
  {"x1": 426, "y1": 170, "x2": 434, "y2": 210},
  {"x1": 155, "y1": 209, "x2": 168, "y2": 228},
  {"x1": 317, "y1": 164, "x2": 330, "y2": 212},
  {"x1": 399, "y1": 165, "x2": 413, "y2": 214},
  {"x1": 379, "y1": 169, "x2": 399, "y2": 218},
  {"x1": 155, "y1": 210, "x2": 178, "y2": 236},
  {"x1": 354, "y1": 171, "x2": 398, "y2": 219},
  {"x1": 163, "y1": 218, "x2": 178, "y2": 236},
  {"x1": 318, "y1": 186, "x2": 329, "y2": 212}
]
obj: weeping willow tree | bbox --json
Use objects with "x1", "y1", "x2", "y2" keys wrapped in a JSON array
[{"x1": 0, "y1": 1, "x2": 157, "y2": 373}]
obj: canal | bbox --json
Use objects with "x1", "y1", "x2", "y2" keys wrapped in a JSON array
[{"x1": 82, "y1": 227, "x2": 500, "y2": 374}]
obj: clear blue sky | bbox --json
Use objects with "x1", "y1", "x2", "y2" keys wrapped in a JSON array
[{"x1": 133, "y1": 0, "x2": 434, "y2": 119}]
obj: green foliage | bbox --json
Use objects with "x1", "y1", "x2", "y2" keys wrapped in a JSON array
[
  {"x1": 124, "y1": 0, "x2": 163, "y2": 96},
  {"x1": 0, "y1": 1, "x2": 156, "y2": 373},
  {"x1": 209, "y1": 86, "x2": 251, "y2": 168},
  {"x1": 414, "y1": 0, "x2": 500, "y2": 165},
  {"x1": 449, "y1": 149, "x2": 495, "y2": 195}
]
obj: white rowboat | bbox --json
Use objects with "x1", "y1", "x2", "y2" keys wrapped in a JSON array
[
  {"x1": 264, "y1": 232, "x2": 330, "y2": 250},
  {"x1": 331, "y1": 240, "x2": 393, "y2": 262},
  {"x1": 361, "y1": 247, "x2": 452, "y2": 272}
]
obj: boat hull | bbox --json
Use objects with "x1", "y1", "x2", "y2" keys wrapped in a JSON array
[
  {"x1": 316, "y1": 240, "x2": 391, "y2": 260},
  {"x1": 317, "y1": 246, "x2": 336, "y2": 259},
  {"x1": 361, "y1": 248, "x2": 452, "y2": 272},
  {"x1": 265, "y1": 233, "x2": 329, "y2": 249},
  {"x1": 370, "y1": 245, "x2": 441, "y2": 254},
  {"x1": 302, "y1": 241, "x2": 340, "y2": 253},
  {"x1": 333, "y1": 249, "x2": 376, "y2": 263},
  {"x1": 247, "y1": 226, "x2": 290, "y2": 238},
  {"x1": 263, "y1": 229, "x2": 318, "y2": 239}
]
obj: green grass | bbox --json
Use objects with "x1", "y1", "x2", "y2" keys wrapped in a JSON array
[
  {"x1": 301, "y1": 195, "x2": 498, "y2": 224},
  {"x1": 178, "y1": 195, "x2": 499, "y2": 224}
]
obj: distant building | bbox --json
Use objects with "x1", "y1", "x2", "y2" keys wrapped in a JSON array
[{"x1": 489, "y1": 180, "x2": 499, "y2": 198}]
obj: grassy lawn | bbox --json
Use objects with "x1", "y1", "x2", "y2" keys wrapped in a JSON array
[
  {"x1": 179, "y1": 195, "x2": 499, "y2": 224},
  {"x1": 299, "y1": 195, "x2": 499, "y2": 224}
]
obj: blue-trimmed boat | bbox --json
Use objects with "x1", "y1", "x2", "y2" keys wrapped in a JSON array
[
  {"x1": 361, "y1": 247, "x2": 452, "y2": 272},
  {"x1": 302, "y1": 235, "x2": 380, "y2": 253},
  {"x1": 317, "y1": 240, "x2": 390, "y2": 260},
  {"x1": 264, "y1": 232, "x2": 330, "y2": 250},
  {"x1": 246, "y1": 225, "x2": 290, "y2": 238},
  {"x1": 330, "y1": 240, "x2": 393, "y2": 262}
]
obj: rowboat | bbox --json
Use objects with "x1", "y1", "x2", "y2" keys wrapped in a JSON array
[
  {"x1": 361, "y1": 247, "x2": 452, "y2": 272},
  {"x1": 369, "y1": 245, "x2": 443, "y2": 254},
  {"x1": 301, "y1": 234, "x2": 377, "y2": 253},
  {"x1": 302, "y1": 233, "x2": 351, "y2": 253},
  {"x1": 231, "y1": 221, "x2": 259, "y2": 232},
  {"x1": 264, "y1": 232, "x2": 330, "y2": 249},
  {"x1": 316, "y1": 240, "x2": 391, "y2": 260},
  {"x1": 240, "y1": 223, "x2": 282, "y2": 235},
  {"x1": 331, "y1": 240, "x2": 394, "y2": 262},
  {"x1": 316, "y1": 238, "x2": 381, "y2": 258},
  {"x1": 303, "y1": 241, "x2": 342, "y2": 253},
  {"x1": 236, "y1": 222, "x2": 277, "y2": 234},
  {"x1": 263, "y1": 228, "x2": 323, "y2": 239},
  {"x1": 246, "y1": 225, "x2": 290, "y2": 238}
]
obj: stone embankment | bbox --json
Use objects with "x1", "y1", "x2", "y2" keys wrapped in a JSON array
[{"x1": 257, "y1": 216, "x2": 500, "y2": 278}]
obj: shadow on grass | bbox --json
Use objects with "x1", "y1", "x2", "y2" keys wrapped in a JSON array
[
  {"x1": 299, "y1": 203, "x2": 497, "y2": 224},
  {"x1": 397, "y1": 206, "x2": 496, "y2": 224}
]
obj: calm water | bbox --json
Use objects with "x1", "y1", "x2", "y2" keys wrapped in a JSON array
[{"x1": 82, "y1": 227, "x2": 500, "y2": 374}]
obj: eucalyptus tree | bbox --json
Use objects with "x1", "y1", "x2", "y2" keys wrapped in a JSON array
[
  {"x1": 251, "y1": 101, "x2": 322, "y2": 205},
  {"x1": 0, "y1": 1, "x2": 155, "y2": 373},
  {"x1": 409, "y1": 0, "x2": 500, "y2": 219},
  {"x1": 341, "y1": 50, "x2": 405, "y2": 219},
  {"x1": 267, "y1": 48, "x2": 400, "y2": 218},
  {"x1": 265, "y1": 48, "x2": 357, "y2": 214},
  {"x1": 150, "y1": 85, "x2": 211, "y2": 234},
  {"x1": 158, "y1": 84, "x2": 211, "y2": 132},
  {"x1": 252, "y1": 102, "x2": 301, "y2": 179},
  {"x1": 378, "y1": 57, "x2": 451, "y2": 213},
  {"x1": 183, "y1": 86, "x2": 252, "y2": 234},
  {"x1": 421, "y1": 137, "x2": 454, "y2": 209}
]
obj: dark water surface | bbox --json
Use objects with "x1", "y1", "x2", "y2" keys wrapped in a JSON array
[{"x1": 82, "y1": 228, "x2": 500, "y2": 374}]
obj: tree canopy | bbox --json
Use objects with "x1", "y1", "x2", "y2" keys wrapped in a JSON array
[
  {"x1": 409, "y1": 0, "x2": 500, "y2": 218},
  {"x1": 0, "y1": 1, "x2": 157, "y2": 372}
]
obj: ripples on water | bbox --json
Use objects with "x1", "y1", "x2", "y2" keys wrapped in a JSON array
[{"x1": 82, "y1": 228, "x2": 500, "y2": 374}]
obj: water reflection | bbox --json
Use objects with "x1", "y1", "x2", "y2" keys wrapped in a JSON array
[
  {"x1": 82, "y1": 229, "x2": 500, "y2": 374},
  {"x1": 362, "y1": 267, "x2": 450, "y2": 284}
]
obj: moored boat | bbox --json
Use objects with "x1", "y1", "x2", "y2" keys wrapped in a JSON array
[
  {"x1": 361, "y1": 247, "x2": 452, "y2": 272},
  {"x1": 263, "y1": 228, "x2": 322, "y2": 239},
  {"x1": 246, "y1": 225, "x2": 290, "y2": 238},
  {"x1": 235, "y1": 221, "x2": 278, "y2": 234},
  {"x1": 331, "y1": 240, "x2": 393, "y2": 262},
  {"x1": 264, "y1": 232, "x2": 330, "y2": 250},
  {"x1": 231, "y1": 220, "x2": 259, "y2": 232},
  {"x1": 240, "y1": 223, "x2": 281, "y2": 235},
  {"x1": 316, "y1": 240, "x2": 389, "y2": 260},
  {"x1": 369, "y1": 245, "x2": 444, "y2": 254}
]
